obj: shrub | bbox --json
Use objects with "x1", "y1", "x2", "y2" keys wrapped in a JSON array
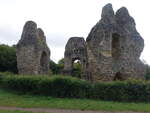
[
  {"x1": 92, "y1": 81, "x2": 128, "y2": 101},
  {"x1": 1, "y1": 75, "x2": 40, "y2": 93},
  {"x1": 0, "y1": 74, "x2": 91, "y2": 98},
  {"x1": 0, "y1": 73, "x2": 150, "y2": 102}
]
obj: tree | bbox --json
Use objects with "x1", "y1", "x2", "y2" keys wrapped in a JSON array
[
  {"x1": 145, "y1": 64, "x2": 150, "y2": 80},
  {"x1": 49, "y1": 58, "x2": 65, "y2": 74},
  {"x1": 0, "y1": 44, "x2": 18, "y2": 73},
  {"x1": 57, "y1": 58, "x2": 64, "y2": 74},
  {"x1": 49, "y1": 60, "x2": 58, "y2": 74}
]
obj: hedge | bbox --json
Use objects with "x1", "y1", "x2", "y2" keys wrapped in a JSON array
[{"x1": 0, "y1": 73, "x2": 150, "y2": 102}]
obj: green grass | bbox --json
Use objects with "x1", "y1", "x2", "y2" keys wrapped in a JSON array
[
  {"x1": 0, "y1": 89, "x2": 149, "y2": 112},
  {"x1": 0, "y1": 110, "x2": 47, "y2": 113}
]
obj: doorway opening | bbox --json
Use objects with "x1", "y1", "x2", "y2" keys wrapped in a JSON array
[
  {"x1": 114, "y1": 72, "x2": 124, "y2": 81},
  {"x1": 40, "y1": 51, "x2": 47, "y2": 74},
  {"x1": 72, "y1": 59, "x2": 81, "y2": 78}
]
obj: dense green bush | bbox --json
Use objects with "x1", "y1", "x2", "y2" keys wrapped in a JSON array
[
  {"x1": 0, "y1": 44, "x2": 18, "y2": 73},
  {"x1": 49, "y1": 58, "x2": 65, "y2": 74},
  {"x1": 0, "y1": 74, "x2": 91, "y2": 98},
  {"x1": 92, "y1": 81, "x2": 150, "y2": 102},
  {"x1": 0, "y1": 73, "x2": 150, "y2": 102}
]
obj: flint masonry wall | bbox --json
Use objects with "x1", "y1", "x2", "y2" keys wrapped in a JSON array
[
  {"x1": 86, "y1": 4, "x2": 145, "y2": 81},
  {"x1": 64, "y1": 4, "x2": 145, "y2": 81},
  {"x1": 16, "y1": 21, "x2": 50, "y2": 75},
  {"x1": 64, "y1": 37, "x2": 90, "y2": 80}
]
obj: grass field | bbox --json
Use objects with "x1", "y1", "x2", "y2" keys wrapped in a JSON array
[
  {"x1": 0, "y1": 89, "x2": 150, "y2": 112},
  {"x1": 0, "y1": 110, "x2": 47, "y2": 113}
]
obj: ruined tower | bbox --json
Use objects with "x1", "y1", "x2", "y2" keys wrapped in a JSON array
[
  {"x1": 86, "y1": 4, "x2": 145, "y2": 81},
  {"x1": 64, "y1": 4, "x2": 145, "y2": 81},
  {"x1": 64, "y1": 37, "x2": 89, "y2": 80},
  {"x1": 16, "y1": 21, "x2": 50, "y2": 75}
]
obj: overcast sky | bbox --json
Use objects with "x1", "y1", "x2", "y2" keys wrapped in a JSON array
[{"x1": 0, "y1": 0, "x2": 150, "y2": 64}]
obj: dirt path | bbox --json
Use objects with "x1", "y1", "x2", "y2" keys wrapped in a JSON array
[{"x1": 0, "y1": 106, "x2": 147, "y2": 113}]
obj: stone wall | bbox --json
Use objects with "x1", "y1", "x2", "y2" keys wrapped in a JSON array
[
  {"x1": 16, "y1": 4, "x2": 145, "y2": 80},
  {"x1": 64, "y1": 4, "x2": 145, "y2": 81},
  {"x1": 86, "y1": 4, "x2": 145, "y2": 81},
  {"x1": 64, "y1": 37, "x2": 90, "y2": 80},
  {"x1": 16, "y1": 21, "x2": 50, "y2": 75}
]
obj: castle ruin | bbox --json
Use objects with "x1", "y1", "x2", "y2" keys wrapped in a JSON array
[
  {"x1": 64, "y1": 4, "x2": 145, "y2": 81},
  {"x1": 16, "y1": 21, "x2": 50, "y2": 75},
  {"x1": 16, "y1": 4, "x2": 145, "y2": 81},
  {"x1": 64, "y1": 37, "x2": 90, "y2": 80}
]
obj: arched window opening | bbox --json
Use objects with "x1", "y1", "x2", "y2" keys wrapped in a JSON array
[
  {"x1": 72, "y1": 59, "x2": 81, "y2": 78},
  {"x1": 114, "y1": 72, "x2": 124, "y2": 81},
  {"x1": 40, "y1": 51, "x2": 47, "y2": 74},
  {"x1": 112, "y1": 33, "x2": 121, "y2": 59}
]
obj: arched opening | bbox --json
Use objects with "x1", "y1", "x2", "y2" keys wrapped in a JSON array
[
  {"x1": 112, "y1": 33, "x2": 121, "y2": 59},
  {"x1": 114, "y1": 72, "x2": 123, "y2": 81},
  {"x1": 40, "y1": 51, "x2": 47, "y2": 74},
  {"x1": 72, "y1": 59, "x2": 81, "y2": 78}
]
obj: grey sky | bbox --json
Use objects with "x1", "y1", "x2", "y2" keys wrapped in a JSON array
[{"x1": 0, "y1": 0, "x2": 149, "y2": 63}]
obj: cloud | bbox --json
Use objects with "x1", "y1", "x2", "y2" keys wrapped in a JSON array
[
  {"x1": 50, "y1": 47, "x2": 64, "y2": 63},
  {"x1": 46, "y1": 33, "x2": 68, "y2": 48},
  {"x1": 0, "y1": 26, "x2": 20, "y2": 45},
  {"x1": 0, "y1": 0, "x2": 149, "y2": 64}
]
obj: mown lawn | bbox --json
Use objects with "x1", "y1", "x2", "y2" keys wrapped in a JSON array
[
  {"x1": 0, "y1": 89, "x2": 150, "y2": 112},
  {"x1": 0, "y1": 109, "x2": 47, "y2": 113}
]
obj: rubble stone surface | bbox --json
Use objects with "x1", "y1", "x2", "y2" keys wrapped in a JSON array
[
  {"x1": 64, "y1": 4, "x2": 145, "y2": 81},
  {"x1": 16, "y1": 21, "x2": 50, "y2": 75}
]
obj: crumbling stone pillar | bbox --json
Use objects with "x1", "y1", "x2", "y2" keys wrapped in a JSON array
[
  {"x1": 16, "y1": 21, "x2": 50, "y2": 75},
  {"x1": 86, "y1": 4, "x2": 145, "y2": 81},
  {"x1": 64, "y1": 37, "x2": 90, "y2": 80}
]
